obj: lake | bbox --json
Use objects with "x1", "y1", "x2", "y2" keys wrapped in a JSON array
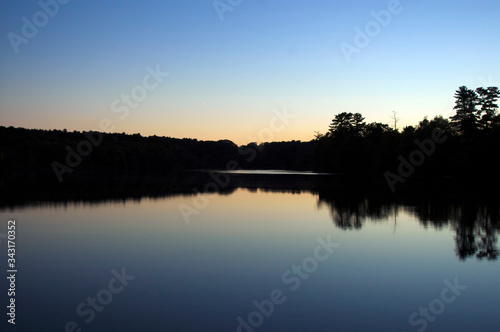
[{"x1": 0, "y1": 172, "x2": 498, "y2": 331}]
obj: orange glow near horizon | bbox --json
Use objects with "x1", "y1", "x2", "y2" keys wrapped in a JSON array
[{"x1": 1, "y1": 104, "x2": 445, "y2": 145}]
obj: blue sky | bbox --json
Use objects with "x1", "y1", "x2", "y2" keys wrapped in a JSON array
[{"x1": 1, "y1": 0, "x2": 499, "y2": 143}]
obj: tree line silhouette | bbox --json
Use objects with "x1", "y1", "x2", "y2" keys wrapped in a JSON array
[
  {"x1": 1, "y1": 85, "x2": 499, "y2": 182},
  {"x1": 313, "y1": 85, "x2": 500, "y2": 175}
]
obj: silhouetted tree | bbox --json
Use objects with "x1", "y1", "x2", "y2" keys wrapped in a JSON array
[
  {"x1": 363, "y1": 122, "x2": 392, "y2": 138},
  {"x1": 450, "y1": 86, "x2": 480, "y2": 135},
  {"x1": 416, "y1": 115, "x2": 452, "y2": 136},
  {"x1": 328, "y1": 112, "x2": 366, "y2": 137},
  {"x1": 477, "y1": 86, "x2": 500, "y2": 130},
  {"x1": 390, "y1": 111, "x2": 400, "y2": 131}
]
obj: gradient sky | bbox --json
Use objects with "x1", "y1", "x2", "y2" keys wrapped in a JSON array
[{"x1": 1, "y1": 0, "x2": 499, "y2": 144}]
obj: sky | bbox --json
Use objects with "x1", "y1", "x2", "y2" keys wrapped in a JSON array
[{"x1": 1, "y1": 0, "x2": 499, "y2": 144}]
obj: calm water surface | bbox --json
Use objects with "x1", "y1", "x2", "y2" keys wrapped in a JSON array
[{"x1": 0, "y1": 174, "x2": 498, "y2": 331}]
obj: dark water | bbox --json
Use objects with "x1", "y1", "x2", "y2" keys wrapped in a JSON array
[{"x1": 0, "y1": 172, "x2": 498, "y2": 332}]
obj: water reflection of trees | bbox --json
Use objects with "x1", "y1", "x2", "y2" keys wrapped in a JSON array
[
  {"x1": 2, "y1": 172, "x2": 499, "y2": 261},
  {"x1": 317, "y1": 197, "x2": 397, "y2": 230},
  {"x1": 451, "y1": 205, "x2": 499, "y2": 260},
  {"x1": 318, "y1": 191, "x2": 500, "y2": 261}
]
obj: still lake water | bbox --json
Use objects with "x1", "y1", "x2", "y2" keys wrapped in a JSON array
[{"x1": 1, "y1": 172, "x2": 498, "y2": 332}]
